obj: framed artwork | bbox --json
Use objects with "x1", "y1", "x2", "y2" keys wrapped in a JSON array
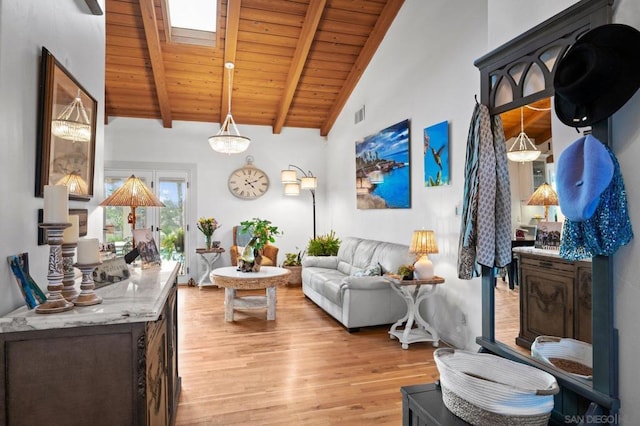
[
  {"x1": 36, "y1": 47, "x2": 97, "y2": 201},
  {"x1": 7, "y1": 253, "x2": 47, "y2": 309},
  {"x1": 355, "y1": 119, "x2": 411, "y2": 209},
  {"x1": 92, "y1": 257, "x2": 130, "y2": 289},
  {"x1": 133, "y1": 228, "x2": 162, "y2": 269},
  {"x1": 37, "y1": 208, "x2": 88, "y2": 245},
  {"x1": 535, "y1": 221, "x2": 563, "y2": 250},
  {"x1": 423, "y1": 120, "x2": 450, "y2": 186}
]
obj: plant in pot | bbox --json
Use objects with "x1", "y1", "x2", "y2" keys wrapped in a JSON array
[
  {"x1": 281, "y1": 250, "x2": 304, "y2": 285},
  {"x1": 238, "y1": 218, "x2": 281, "y2": 272},
  {"x1": 306, "y1": 230, "x2": 341, "y2": 256},
  {"x1": 397, "y1": 264, "x2": 415, "y2": 281}
]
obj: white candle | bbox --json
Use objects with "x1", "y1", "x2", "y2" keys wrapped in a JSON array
[
  {"x1": 77, "y1": 238, "x2": 100, "y2": 264},
  {"x1": 44, "y1": 185, "x2": 69, "y2": 223},
  {"x1": 62, "y1": 215, "x2": 80, "y2": 244}
]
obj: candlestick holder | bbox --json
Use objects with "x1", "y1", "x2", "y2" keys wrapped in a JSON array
[
  {"x1": 37, "y1": 223, "x2": 74, "y2": 314},
  {"x1": 61, "y1": 243, "x2": 79, "y2": 301},
  {"x1": 73, "y1": 262, "x2": 103, "y2": 306}
]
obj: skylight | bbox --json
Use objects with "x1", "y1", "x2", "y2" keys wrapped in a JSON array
[{"x1": 167, "y1": 0, "x2": 216, "y2": 32}]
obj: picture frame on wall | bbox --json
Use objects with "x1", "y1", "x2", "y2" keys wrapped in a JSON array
[
  {"x1": 355, "y1": 119, "x2": 411, "y2": 209},
  {"x1": 35, "y1": 47, "x2": 97, "y2": 201},
  {"x1": 133, "y1": 228, "x2": 162, "y2": 269},
  {"x1": 423, "y1": 120, "x2": 450, "y2": 187},
  {"x1": 37, "y1": 208, "x2": 88, "y2": 245}
]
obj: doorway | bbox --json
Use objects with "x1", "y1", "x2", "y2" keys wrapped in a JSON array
[{"x1": 103, "y1": 168, "x2": 191, "y2": 279}]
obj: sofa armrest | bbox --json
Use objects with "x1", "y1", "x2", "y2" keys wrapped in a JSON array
[
  {"x1": 340, "y1": 275, "x2": 392, "y2": 291},
  {"x1": 302, "y1": 256, "x2": 338, "y2": 269}
]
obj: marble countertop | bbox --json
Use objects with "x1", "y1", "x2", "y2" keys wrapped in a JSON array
[
  {"x1": 513, "y1": 246, "x2": 592, "y2": 263},
  {"x1": 0, "y1": 261, "x2": 179, "y2": 333}
]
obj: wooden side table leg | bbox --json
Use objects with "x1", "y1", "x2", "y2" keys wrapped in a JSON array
[
  {"x1": 224, "y1": 288, "x2": 235, "y2": 321},
  {"x1": 266, "y1": 286, "x2": 276, "y2": 320}
]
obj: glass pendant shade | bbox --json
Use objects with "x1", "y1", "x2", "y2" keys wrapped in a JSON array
[
  {"x1": 51, "y1": 93, "x2": 91, "y2": 142},
  {"x1": 507, "y1": 107, "x2": 540, "y2": 162},
  {"x1": 208, "y1": 62, "x2": 250, "y2": 154}
]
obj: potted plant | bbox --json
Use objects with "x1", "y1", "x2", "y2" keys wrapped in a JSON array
[
  {"x1": 197, "y1": 217, "x2": 220, "y2": 249},
  {"x1": 281, "y1": 250, "x2": 303, "y2": 285},
  {"x1": 306, "y1": 230, "x2": 341, "y2": 256},
  {"x1": 238, "y1": 218, "x2": 281, "y2": 271},
  {"x1": 397, "y1": 264, "x2": 415, "y2": 281}
]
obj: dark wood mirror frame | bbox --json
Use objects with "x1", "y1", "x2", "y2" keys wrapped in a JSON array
[
  {"x1": 474, "y1": 0, "x2": 618, "y2": 420},
  {"x1": 35, "y1": 47, "x2": 97, "y2": 201}
]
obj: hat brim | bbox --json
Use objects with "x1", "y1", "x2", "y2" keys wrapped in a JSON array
[{"x1": 554, "y1": 24, "x2": 640, "y2": 127}]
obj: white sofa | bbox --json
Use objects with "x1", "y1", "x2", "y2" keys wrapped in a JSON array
[{"x1": 301, "y1": 237, "x2": 413, "y2": 331}]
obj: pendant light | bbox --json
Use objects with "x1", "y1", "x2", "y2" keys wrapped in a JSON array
[
  {"x1": 208, "y1": 62, "x2": 251, "y2": 154},
  {"x1": 506, "y1": 107, "x2": 541, "y2": 162},
  {"x1": 51, "y1": 90, "x2": 92, "y2": 142}
]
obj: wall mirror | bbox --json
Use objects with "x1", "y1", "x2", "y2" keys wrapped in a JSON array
[
  {"x1": 474, "y1": 0, "x2": 617, "y2": 419},
  {"x1": 36, "y1": 47, "x2": 97, "y2": 201}
]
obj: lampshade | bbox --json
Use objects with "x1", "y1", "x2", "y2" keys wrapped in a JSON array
[
  {"x1": 527, "y1": 182, "x2": 558, "y2": 221},
  {"x1": 284, "y1": 182, "x2": 300, "y2": 196},
  {"x1": 281, "y1": 169, "x2": 298, "y2": 184},
  {"x1": 409, "y1": 230, "x2": 439, "y2": 255},
  {"x1": 409, "y1": 230, "x2": 438, "y2": 280},
  {"x1": 506, "y1": 107, "x2": 540, "y2": 162},
  {"x1": 51, "y1": 91, "x2": 91, "y2": 142},
  {"x1": 55, "y1": 172, "x2": 89, "y2": 195},
  {"x1": 300, "y1": 176, "x2": 317, "y2": 190},
  {"x1": 99, "y1": 175, "x2": 165, "y2": 208},
  {"x1": 208, "y1": 62, "x2": 251, "y2": 154}
]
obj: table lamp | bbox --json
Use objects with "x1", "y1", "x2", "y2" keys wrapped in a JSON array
[
  {"x1": 409, "y1": 230, "x2": 439, "y2": 279},
  {"x1": 527, "y1": 182, "x2": 558, "y2": 221},
  {"x1": 99, "y1": 174, "x2": 165, "y2": 246}
]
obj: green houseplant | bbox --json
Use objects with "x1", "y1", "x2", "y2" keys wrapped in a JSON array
[
  {"x1": 306, "y1": 230, "x2": 341, "y2": 256},
  {"x1": 281, "y1": 249, "x2": 304, "y2": 285},
  {"x1": 397, "y1": 264, "x2": 415, "y2": 281}
]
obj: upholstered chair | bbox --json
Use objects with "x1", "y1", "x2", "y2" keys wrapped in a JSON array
[{"x1": 229, "y1": 225, "x2": 279, "y2": 266}]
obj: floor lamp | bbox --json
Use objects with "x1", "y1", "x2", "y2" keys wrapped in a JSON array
[
  {"x1": 100, "y1": 174, "x2": 165, "y2": 247},
  {"x1": 281, "y1": 165, "x2": 317, "y2": 238},
  {"x1": 527, "y1": 182, "x2": 558, "y2": 221}
]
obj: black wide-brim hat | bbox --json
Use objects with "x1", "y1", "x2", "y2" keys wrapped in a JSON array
[{"x1": 554, "y1": 24, "x2": 640, "y2": 127}]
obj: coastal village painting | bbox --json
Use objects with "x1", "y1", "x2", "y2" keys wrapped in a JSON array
[
  {"x1": 423, "y1": 120, "x2": 450, "y2": 186},
  {"x1": 355, "y1": 119, "x2": 411, "y2": 209}
]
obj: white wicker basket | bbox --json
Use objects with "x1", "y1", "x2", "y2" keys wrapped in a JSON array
[
  {"x1": 531, "y1": 336, "x2": 593, "y2": 380},
  {"x1": 434, "y1": 348, "x2": 559, "y2": 426}
]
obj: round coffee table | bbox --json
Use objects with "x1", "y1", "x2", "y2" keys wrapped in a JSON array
[{"x1": 210, "y1": 266, "x2": 291, "y2": 321}]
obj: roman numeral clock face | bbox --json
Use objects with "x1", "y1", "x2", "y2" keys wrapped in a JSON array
[{"x1": 228, "y1": 166, "x2": 270, "y2": 200}]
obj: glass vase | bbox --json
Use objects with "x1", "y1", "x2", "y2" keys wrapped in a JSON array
[{"x1": 205, "y1": 235, "x2": 212, "y2": 250}]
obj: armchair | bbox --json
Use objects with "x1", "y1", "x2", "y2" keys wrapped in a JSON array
[{"x1": 229, "y1": 225, "x2": 279, "y2": 266}]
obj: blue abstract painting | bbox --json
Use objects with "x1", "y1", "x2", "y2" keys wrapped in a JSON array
[
  {"x1": 355, "y1": 119, "x2": 411, "y2": 209},
  {"x1": 423, "y1": 120, "x2": 450, "y2": 187}
]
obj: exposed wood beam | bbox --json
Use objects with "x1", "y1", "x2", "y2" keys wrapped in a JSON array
[
  {"x1": 320, "y1": 0, "x2": 405, "y2": 136},
  {"x1": 221, "y1": 0, "x2": 241, "y2": 124},
  {"x1": 272, "y1": 0, "x2": 327, "y2": 134},
  {"x1": 139, "y1": 0, "x2": 173, "y2": 128},
  {"x1": 85, "y1": 0, "x2": 103, "y2": 15}
]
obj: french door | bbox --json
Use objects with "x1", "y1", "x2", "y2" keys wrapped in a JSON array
[{"x1": 103, "y1": 169, "x2": 190, "y2": 279}]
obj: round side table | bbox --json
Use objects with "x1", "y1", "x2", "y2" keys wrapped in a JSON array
[{"x1": 195, "y1": 247, "x2": 225, "y2": 288}]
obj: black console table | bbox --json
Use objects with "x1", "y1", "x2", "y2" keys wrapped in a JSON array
[{"x1": 401, "y1": 382, "x2": 470, "y2": 425}]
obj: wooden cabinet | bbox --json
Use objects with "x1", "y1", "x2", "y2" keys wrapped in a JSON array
[
  {"x1": 0, "y1": 263, "x2": 180, "y2": 426},
  {"x1": 515, "y1": 250, "x2": 592, "y2": 348}
]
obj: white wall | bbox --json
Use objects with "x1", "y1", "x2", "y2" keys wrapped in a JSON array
[
  {"x1": 0, "y1": 0, "x2": 105, "y2": 316},
  {"x1": 325, "y1": 0, "x2": 489, "y2": 349},
  {"x1": 104, "y1": 117, "x2": 327, "y2": 276}
]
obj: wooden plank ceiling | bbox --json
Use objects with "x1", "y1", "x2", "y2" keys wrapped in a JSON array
[
  {"x1": 500, "y1": 97, "x2": 552, "y2": 146},
  {"x1": 105, "y1": 0, "x2": 405, "y2": 136}
]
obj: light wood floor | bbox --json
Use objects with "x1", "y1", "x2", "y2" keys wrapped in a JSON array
[{"x1": 175, "y1": 284, "x2": 443, "y2": 425}]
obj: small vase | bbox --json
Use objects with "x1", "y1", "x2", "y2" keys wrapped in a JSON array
[{"x1": 205, "y1": 235, "x2": 212, "y2": 250}]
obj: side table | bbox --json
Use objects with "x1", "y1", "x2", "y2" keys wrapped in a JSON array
[
  {"x1": 385, "y1": 275, "x2": 445, "y2": 349},
  {"x1": 195, "y1": 247, "x2": 225, "y2": 288}
]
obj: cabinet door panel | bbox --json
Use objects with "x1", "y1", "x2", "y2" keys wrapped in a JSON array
[
  {"x1": 147, "y1": 320, "x2": 168, "y2": 426},
  {"x1": 522, "y1": 269, "x2": 574, "y2": 340},
  {"x1": 575, "y1": 266, "x2": 593, "y2": 343}
]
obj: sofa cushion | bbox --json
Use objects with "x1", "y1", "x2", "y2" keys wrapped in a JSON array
[{"x1": 301, "y1": 267, "x2": 345, "y2": 306}]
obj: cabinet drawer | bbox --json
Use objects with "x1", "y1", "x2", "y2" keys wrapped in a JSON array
[{"x1": 520, "y1": 256, "x2": 574, "y2": 274}]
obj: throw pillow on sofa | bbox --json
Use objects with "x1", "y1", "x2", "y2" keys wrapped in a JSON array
[{"x1": 351, "y1": 263, "x2": 382, "y2": 277}]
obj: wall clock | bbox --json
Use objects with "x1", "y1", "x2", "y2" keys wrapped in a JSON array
[{"x1": 228, "y1": 156, "x2": 270, "y2": 200}]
